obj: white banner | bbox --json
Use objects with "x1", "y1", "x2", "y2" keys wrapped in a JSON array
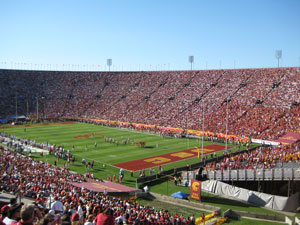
[{"x1": 252, "y1": 139, "x2": 280, "y2": 146}]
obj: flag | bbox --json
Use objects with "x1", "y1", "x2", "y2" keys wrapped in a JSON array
[{"x1": 190, "y1": 179, "x2": 201, "y2": 201}]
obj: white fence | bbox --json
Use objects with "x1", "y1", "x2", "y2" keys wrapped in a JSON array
[
  {"x1": 205, "y1": 168, "x2": 300, "y2": 181},
  {"x1": 182, "y1": 168, "x2": 300, "y2": 181}
]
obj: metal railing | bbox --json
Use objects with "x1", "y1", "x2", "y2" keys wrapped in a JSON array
[{"x1": 203, "y1": 168, "x2": 300, "y2": 181}]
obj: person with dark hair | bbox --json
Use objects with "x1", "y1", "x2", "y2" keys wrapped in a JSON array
[
  {"x1": 92, "y1": 206, "x2": 101, "y2": 217},
  {"x1": 3, "y1": 204, "x2": 22, "y2": 225},
  {"x1": 9, "y1": 199, "x2": 17, "y2": 207},
  {"x1": 60, "y1": 211, "x2": 71, "y2": 224},
  {"x1": 95, "y1": 207, "x2": 114, "y2": 225},
  {"x1": 38, "y1": 213, "x2": 55, "y2": 225},
  {"x1": 10, "y1": 204, "x2": 35, "y2": 225},
  {"x1": 61, "y1": 221, "x2": 71, "y2": 225}
]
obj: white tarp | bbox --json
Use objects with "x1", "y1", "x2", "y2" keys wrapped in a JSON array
[
  {"x1": 251, "y1": 138, "x2": 280, "y2": 146},
  {"x1": 23, "y1": 145, "x2": 49, "y2": 155},
  {"x1": 202, "y1": 180, "x2": 299, "y2": 212},
  {"x1": 3, "y1": 137, "x2": 49, "y2": 155}
]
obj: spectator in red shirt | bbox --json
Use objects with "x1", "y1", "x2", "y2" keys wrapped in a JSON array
[
  {"x1": 95, "y1": 207, "x2": 114, "y2": 225},
  {"x1": 0, "y1": 205, "x2": 10, "y2": 225}
]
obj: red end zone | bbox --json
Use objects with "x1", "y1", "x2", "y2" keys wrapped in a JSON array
[{"x1": 113, "y1": 144, "x2": 231, "y2": 171}]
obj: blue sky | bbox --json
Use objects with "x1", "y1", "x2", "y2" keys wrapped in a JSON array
[{"x1": 0, "y1": 0, "x2": 299, "y2": 71}]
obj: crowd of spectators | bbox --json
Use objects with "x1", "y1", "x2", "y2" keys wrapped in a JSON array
[
  {"x1": 0, "y1": 146, "x2": 202, "y2": 224},
  {"x1": 1, "y1": 67, "x2": 300, "y2": 140},
  {"x1": 0, "y1": 70, "x2": 42, "y2": 119},
  {"x1": 1, "y1": 67, "x2": 300, "y2": 224},
  {"x1": 204, "y1": 142, "x2": 300, "y2": 171}
]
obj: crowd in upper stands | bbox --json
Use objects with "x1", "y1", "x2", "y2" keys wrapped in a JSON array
[
  {"x1": 204, "y1": 142, "x2": 300, "y2": 171},
  {"x1": 1, "y1": 67, "x2": 300, "y2": 141}
]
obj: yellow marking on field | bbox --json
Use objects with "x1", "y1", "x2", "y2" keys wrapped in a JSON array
[
  {"x1": 191, "y1": 148, "x2": 214, "y2": 153},
  {"x1": 171, "y1": 152, "x2": 194, "y2": 158},
  {"x1": 144, "y1": 157, "x2": 171, "y2": 164}
]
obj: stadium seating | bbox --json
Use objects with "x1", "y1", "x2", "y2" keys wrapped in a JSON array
[
  {"x1": 1, "y1": 67, "x2": 300, "y2": 140},
  {"x1": 1, "y1": 67, "x2": 300, "y2": 223},
  {"x1": 204, "y1": 141, "x2": 300, "y2": 171},
  {"x1": 0, "y1": 146, "x2": 199, "y2": 224}
]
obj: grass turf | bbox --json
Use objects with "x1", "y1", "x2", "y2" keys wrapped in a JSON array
[{"x1": 0, "y1": 122, "x2": 243, "y2": 180}]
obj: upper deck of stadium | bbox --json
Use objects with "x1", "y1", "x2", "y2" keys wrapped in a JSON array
[{"x1": 1, "y1": 67, "x2": 300, "y2": 141}]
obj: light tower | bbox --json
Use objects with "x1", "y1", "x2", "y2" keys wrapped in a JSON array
[
  {"x1": 189, "y1": 56, "x2": 194, "y2": 70},
  {"x1": 107, "y1": 59, "x2": 112, "y2": 71},
  {"x1": 15, "y1": 91, "x2": 18, "y2": 122},
  {"x1": 275, "y1": 50, "x2": 282, "y2": 68}
]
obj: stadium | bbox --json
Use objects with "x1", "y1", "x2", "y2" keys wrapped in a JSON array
[
  {"x1": 1, "y1": 66, "x2": 300, "y2": 224},
  {"x1": 1, "y1": 1, "x2": 300, "y2": 225}
]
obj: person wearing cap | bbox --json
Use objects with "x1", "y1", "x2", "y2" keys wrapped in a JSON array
[
  {"x1": 71, "y1": 213, "x2": 81, "y2": 225},
  {"x1": 3, "y1": 204, "x2": 22, "y2": 225}
]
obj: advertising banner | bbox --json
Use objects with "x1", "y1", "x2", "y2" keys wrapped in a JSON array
[{"x1": 190, "y1": 179, "x2": 201, "y2": 201}]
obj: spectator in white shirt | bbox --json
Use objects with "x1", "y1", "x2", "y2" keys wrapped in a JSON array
[{"x1": 50, "y1": 197, "x2": 65, "y2": 214}]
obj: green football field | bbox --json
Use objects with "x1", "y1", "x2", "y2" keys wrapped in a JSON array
[{"x1": 0, "y1": 121, "x2": 241, "y2": 185}]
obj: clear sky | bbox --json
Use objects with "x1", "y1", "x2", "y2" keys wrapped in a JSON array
[{"x1": 0, "y1": 0, "x2": 299, "y2": 71}]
